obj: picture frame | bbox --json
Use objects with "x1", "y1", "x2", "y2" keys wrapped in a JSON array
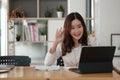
[{"x1": 111, "y1": 34, "x2": 120, "y2": 56}]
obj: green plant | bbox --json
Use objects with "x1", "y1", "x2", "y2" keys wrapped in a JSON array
[
  {"x1": 16, "y1": 34, "x2": 21, "y2": 38},
  {"x1": 16, "y1": 34, "x2": 21, "y2": 41},
  {"x1": 44, "y1": 7, "x2": 52, "y2": 17},
  {"x1": 56, "y1": 4, "x2": 64, "y2": 12},
  {"x1": 39, "y1": 28, "x2": 46, "y2": 35}
]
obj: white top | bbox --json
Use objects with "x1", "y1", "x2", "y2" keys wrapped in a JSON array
[{"x1": 44, "y1": 43, "x2": 82, "y2": 67}]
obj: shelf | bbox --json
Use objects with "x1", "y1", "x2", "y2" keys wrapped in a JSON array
[
  {"x1": 9, "y1": 0, "x2": 37, "y2": 18},
  {"x1": 85, "y1": 18, "x2": 95, "y2": 20},
  {"x1": 8, "y1": 19, "x2": 48, "y2": 42},
  {"x1": 9, "y1": 0, "x2": 67, "y2": 18},
  {"x1": 14, "y1": 41, "x2": 47, "y2": 43},
  {"x1": 13, "y1": 41, "x2": 54, "y2": 43},
  {"x1": 39, "y1": 0, "x2": 67, "y2": 18},
  {"x1": 9, "y1": 17, "x2": 65, "y2": 20},
  {"x1": 9, "y1": 41, "x2": 14, "y2": 43},
  {"x1": 9, "y1": 17, "x2": 94, "y2": 21}
]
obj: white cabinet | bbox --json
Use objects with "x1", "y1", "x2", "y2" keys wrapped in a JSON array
[{"x1": 47, "y1": 20, "x2": 64, "y2": 50}]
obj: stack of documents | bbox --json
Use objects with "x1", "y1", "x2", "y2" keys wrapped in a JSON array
[{"x1": 35, "y1": 66, "x2": 60, "y2": 70}]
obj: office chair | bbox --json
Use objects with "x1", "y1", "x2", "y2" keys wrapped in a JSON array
[
  {"x1": 57, "y1": 56, "x2": 64, "y2": 66},
  {"x1": 0, "y1": 56, "x2": 31, "y2": 66}
]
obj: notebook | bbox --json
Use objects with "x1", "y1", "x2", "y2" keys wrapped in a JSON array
[
  {"x1": 0, "y1": 65, "x2": 14, "y2": 73},
  {"x1": 71, "y1": 46, "x2": 116, "y2": 74}
]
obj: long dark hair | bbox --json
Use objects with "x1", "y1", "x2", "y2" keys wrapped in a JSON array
[{"x1": 62, "y1": 12, "x2": 88, "y2": 56}]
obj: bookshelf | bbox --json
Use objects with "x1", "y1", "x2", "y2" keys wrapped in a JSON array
[
  {"x1": 8, "y1": 18, "x2": 65, "y2": 64},
  {"x1": 8, "y1": 0, "x2": 67, "y2": 64},
  {"x1": 8, "y1": 19, "x2": 47, "y2": 48}
]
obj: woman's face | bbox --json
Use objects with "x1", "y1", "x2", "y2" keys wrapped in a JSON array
[{"x1": 70, "y1": 19, "x2": 83, "y2": 42}]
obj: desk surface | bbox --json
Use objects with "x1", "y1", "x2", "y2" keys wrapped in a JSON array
[{"x1": 0, "y1": 66, "x2": 120, "y2": 80}]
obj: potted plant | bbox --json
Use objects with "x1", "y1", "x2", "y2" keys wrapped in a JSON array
[
  {"x1": 16, "y1": 34, "x2": 21, "y2": 41},
  {"x1": 56, "y1": 4, "x2": 64, "y2": 18},
  {"x1": 44, "y1": 7, "x2": 52, "y2": 17},
  {"x1": 39, "y1": 28, "x2": 46, "y2": 42},
  {"x1": 39, "y1": 28, "x2": 46, "y2": 35}
]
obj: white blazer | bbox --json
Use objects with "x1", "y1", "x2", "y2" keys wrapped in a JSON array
[{"x1": 44, "y1": 43, "x2": 82, "y2": 67}]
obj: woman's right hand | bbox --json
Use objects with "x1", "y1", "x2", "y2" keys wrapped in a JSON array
[
  {"x1": 55, "y1": 28, "x2": 64, "y2": 44},
  {"x1": 49, "y1": 28, "x2": 64, "y2": 54}
]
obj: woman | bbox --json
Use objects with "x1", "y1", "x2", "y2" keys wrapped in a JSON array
[{"x1": 44, "y1": 12, "x2": 88, "y2": 67}]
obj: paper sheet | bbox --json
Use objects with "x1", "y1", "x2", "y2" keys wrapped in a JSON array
[{"x1": 35, "y1": 66, "x2": 60, "y2": 70}]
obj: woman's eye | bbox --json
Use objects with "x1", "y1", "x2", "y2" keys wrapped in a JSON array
[
  {"x1": 78, "y1": 25, "x2": 82, "y2": 28},
  {"x1": 71, "y1": 27, "x2": 75, "y2": 29},
  {"x1": 77, "y1": 26, "x2": 80, "y2": 28}
]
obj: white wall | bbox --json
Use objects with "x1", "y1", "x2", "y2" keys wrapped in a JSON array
[
  {"x1": 1, "y1": 0, "x2": 8, "y2": 55},
  {"x1": 68, "y1": 0, "x2": 86, "y2": 18},
  {"x1": 68, "y1": 0, "x2": 120, "y2": 46},
  {"x1": 97, "y1": 0, "x2": 120, "y2": 46}
]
